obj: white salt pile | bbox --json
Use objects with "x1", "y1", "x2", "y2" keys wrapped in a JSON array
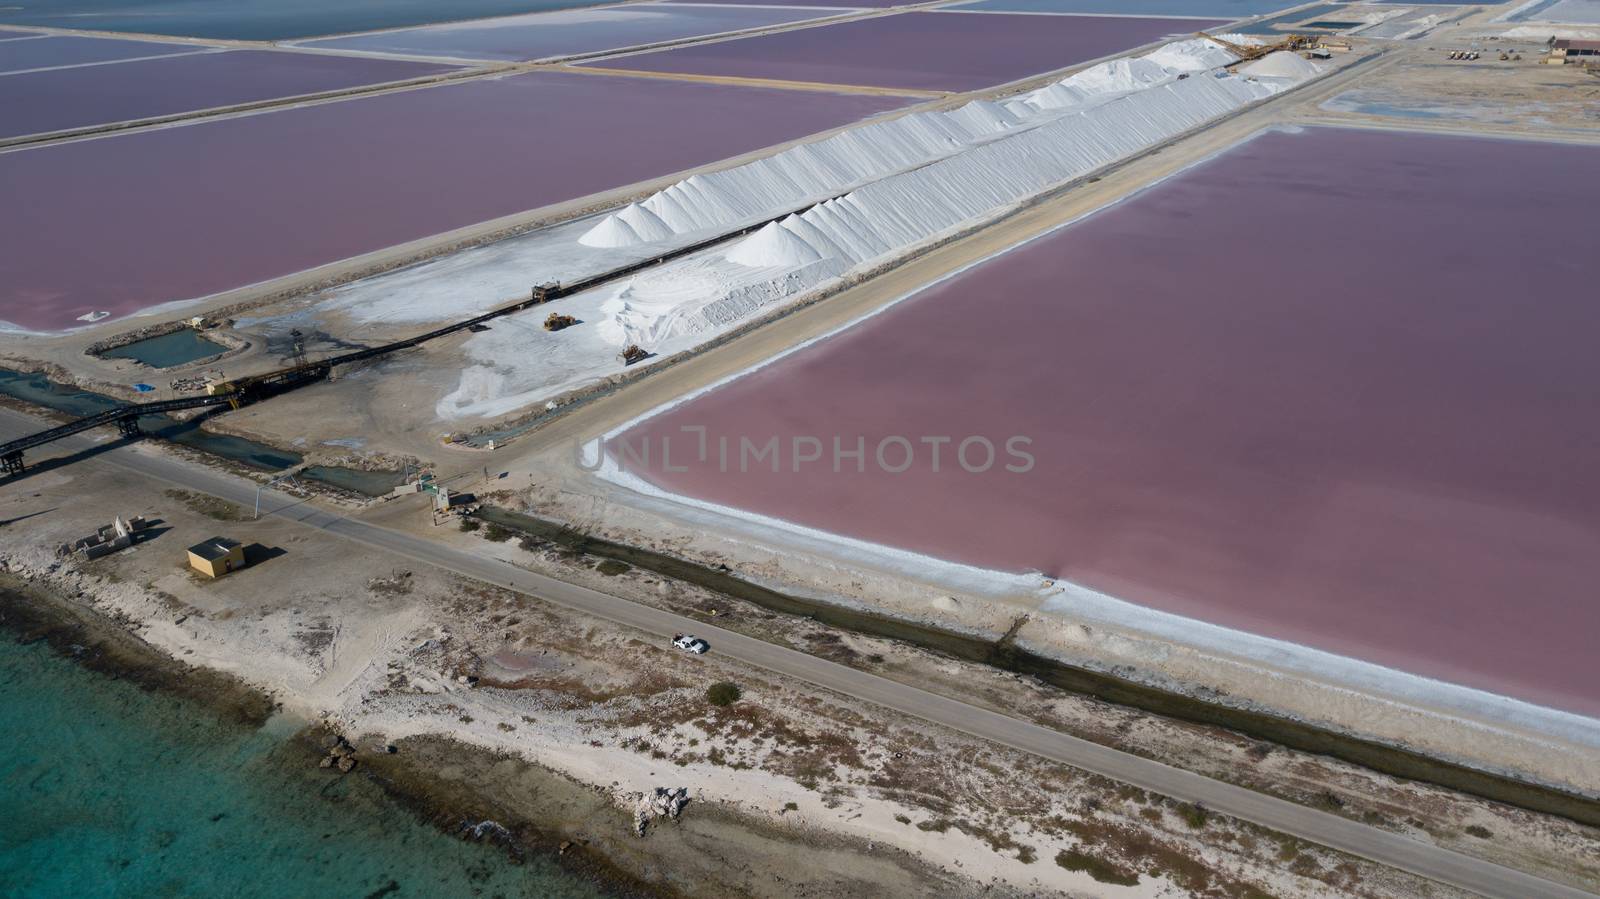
[
  {"x1": 577, "y1": 39, "x2": 1239, "y2": 252},
  {"x1": 597, "y1": 69, "x2": 1285, "y2": 348},
  {"x1": 1145, "y1": 38, "x2": 1239, "y2": 72},
  {"x1": 616, "y1": 203, "x2": 673, "y2": 242},
  {"x1": 726, "y1": 221, "x2": 823, "y2": 268},
  {"x1": 1239, "y1": 50, "x2": 1322, "y2": 81},
  {"x1": 594, "y1": 43, "x2": 1322, "y2": 351},
  {"x1": 718, "y1": 72, "x2": 1279, "y2": 281},
  {"x1": 581, "y1": 215, "x2": 645, "y2": 249},
  {"x1": 438, "y1": 36, "x2": 1327, "y2": 419}
]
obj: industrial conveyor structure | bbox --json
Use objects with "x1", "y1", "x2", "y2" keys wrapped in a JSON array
[{"x1": 0, "y1": 199, "x2": 806, "y2": 475}]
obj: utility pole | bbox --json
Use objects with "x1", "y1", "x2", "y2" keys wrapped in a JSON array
[{"x1": 255, "y1": 470, "x2": 301, "y2": 520}]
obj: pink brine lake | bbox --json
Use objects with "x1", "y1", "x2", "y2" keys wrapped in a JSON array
[
  {"x1": 592, "y1": 11, "x2": 1223, "y2": 91},
  {"x1": 618, "y1": 127, "x2": 1600, "y2": 717},
  {"x1": 0, "y1": 72, "x2": 909, "y2": 331},
  {"x1": 0, "y1": 50, "x2": 460, "y2": 140}
]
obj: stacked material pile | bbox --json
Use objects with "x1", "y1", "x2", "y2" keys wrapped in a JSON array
[
  {"x1": 597, "y1": 49, "x2": 1295, "y2": 347},
  {"x1": 438, "y1": 37, "x2": 1323, "y2": 420},
  {"x1": 578, "y1": 39, "x2": 1239, "y2": 253}
]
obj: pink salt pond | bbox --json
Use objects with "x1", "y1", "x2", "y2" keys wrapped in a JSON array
[
  {"x1": 617, "y1": 127, "x2": 1600, "y2": 718},
  {"x1": 0, "y1": 70, "x2": 909, "y2": 331},
  {"x1": 591, "y1": 10, "x2": 1222, "y2": 92}
]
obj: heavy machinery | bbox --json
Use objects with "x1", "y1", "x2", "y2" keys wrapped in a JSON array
[
  {"x1": 1199, "y1": 32, "x2": 1313, "y2": 62},
  {"x1": 544, "y1": 312, "x2": 577, "y2": 332},
  {"x1": 619, "y1": 345, "x2": 648, "y2": 366}
]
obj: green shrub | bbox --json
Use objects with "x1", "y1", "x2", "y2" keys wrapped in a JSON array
[
  {"x1": 1055, "y1": 849, "x2": 1139, "y2": 886},
  {"x1": 705, "y1": 682, "x2": 742, "y2": 706},
  {"x1": 1177, "y1": 802, "x2": 1209, "y2": 829},
  {"x1": 458, "y1": 518, "x2": 481, "y2": 532},
  {"x1": 482, "y1": 523, "x2": 512, "y2": 542}
]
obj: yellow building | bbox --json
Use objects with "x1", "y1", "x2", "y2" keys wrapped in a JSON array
[{"x1": 187, "y1": 537, "x2": 245, "y2": 578}]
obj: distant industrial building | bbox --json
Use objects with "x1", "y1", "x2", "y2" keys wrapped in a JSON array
[
  {"x1": 187, "y1": 537, "x2": 245, "y2": 578},
  {"x1": 1549, "y1": 39, "x2": 1600, "y2": 64}
]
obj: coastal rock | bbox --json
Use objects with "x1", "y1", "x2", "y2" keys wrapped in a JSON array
[{"x1": 633, "y1": 787, "x2": 690, "y2": 835}]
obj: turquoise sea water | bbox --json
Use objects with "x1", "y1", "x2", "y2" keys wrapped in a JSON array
[
  {"x1": 0, "y1": 0, "x2": 610, "y2": 41},
  {"x1": 0, "y1": 632, "x2": 607, "y2": 898}
]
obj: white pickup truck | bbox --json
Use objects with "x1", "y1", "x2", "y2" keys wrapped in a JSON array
[{"x1": 672, "y1": 634, "x2": 709, "y2": 654}]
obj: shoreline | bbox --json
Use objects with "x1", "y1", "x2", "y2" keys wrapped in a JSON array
[
  {"x1": 0, "y1": 576, "x2": 658, "y2": 899},
  {"x1": 0, "y1": 568, "x2": 983, "y2": 897}
]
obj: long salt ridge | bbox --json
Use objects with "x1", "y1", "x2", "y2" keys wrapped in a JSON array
[
  {"x1": 597, "y1": 44, "x2": 1305, "y2": 347},
  {"x1": 579, "y1": 38, "x2": 1240, "y2": 250},
  {"x1": 437, "y1": 37, "x2": 1318, "y2": 419}
]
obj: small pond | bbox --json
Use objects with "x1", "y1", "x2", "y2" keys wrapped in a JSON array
[{"x1": 101, "y1": 329, "x2": 227, "y2": 368}]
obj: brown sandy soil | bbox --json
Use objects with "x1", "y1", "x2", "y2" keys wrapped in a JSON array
[{"x1": 1312, "y1": 53, "x2": 1600, "y2": 134}]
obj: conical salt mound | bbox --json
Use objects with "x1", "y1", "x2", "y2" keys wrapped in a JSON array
[
  {"x1": 579, "y1": 214, "x2": 642, "y2": 248},
  {"x1": 617, "y1": 203, "x2": 674, "y2": 242},
  {"x1": 726, "y1": 221, "x2": 823, "y2": 268},
  {"x1": 1239, "y1": 50, "x2": 1319, "y2": 81}
]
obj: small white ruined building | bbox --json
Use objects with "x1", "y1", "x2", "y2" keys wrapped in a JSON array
[{"x1": 65, "y1": 515, "x2": 149, "y2": 559}]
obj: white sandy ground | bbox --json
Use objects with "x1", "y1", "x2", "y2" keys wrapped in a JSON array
[
  {"x1": 1304, "y1": 4, "x2": 1463, "y2": 42},
  {"x1": 1497, "y1": 0, "x2": 1600, "y2": 25},
  {"x1": 1, "y1": 496, "x2": 1458, "y2": 899},
  {"x1": 1496, "y1": 22, "x2": 1600, "y2": 38}
]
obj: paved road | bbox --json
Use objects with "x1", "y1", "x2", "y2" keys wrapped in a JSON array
[{"x1": 5, "y1": 411, "x2": 1594, "y2": 899}]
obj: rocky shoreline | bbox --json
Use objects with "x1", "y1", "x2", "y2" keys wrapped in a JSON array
[
  {"x1": 0, "y1": 577, "x2": 666, "y2": 898},
  {"x1": 0, "y1": 572, "x2": 982, "y2": 898}
]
